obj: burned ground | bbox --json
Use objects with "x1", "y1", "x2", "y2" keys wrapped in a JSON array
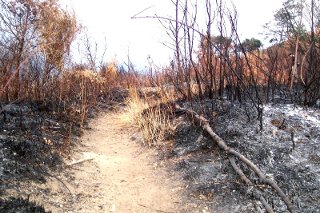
[
  {"x1": 162, "y1": 100, "x2": 320, "y2": 212},
  {"x1": 0, "y1": 101, "x2": 101, "y2": 212},
  {"x1": 1, "y1": 98, "x2": 319, "y2": 213}
]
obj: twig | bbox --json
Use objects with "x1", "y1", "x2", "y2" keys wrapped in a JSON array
[
  {"x1": 36, "y1": 167, "x2": 72, "y2": 195},
  {"x1": 66, "y1": 158, "x2": 94, "y2": 167},
  {"x1": 290, "y1": 131, "x2": 295, "y2": 152},
  {"x1": 131, "y1": 6, "x2": 154, "y2": 19},
  {"x1": 45, "y1": 118, "x2": 60, "y2": 125},
  {"x1": 47, "y1": 173, "x2": 72, "y2": 195},
  {"x1": 279, "y1": 118, "x2": 286, "y2": 130}
]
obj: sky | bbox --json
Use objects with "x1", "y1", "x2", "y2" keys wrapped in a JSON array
[{"x1": 60, "y1": 0, "x2": 283, "y2": 69}]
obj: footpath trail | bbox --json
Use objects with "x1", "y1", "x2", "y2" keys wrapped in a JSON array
[{"x1": 66, "y1": 110, "x2": 186, "y2": 213}]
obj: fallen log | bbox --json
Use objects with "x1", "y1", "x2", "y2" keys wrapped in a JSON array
[{"x1": 175, "y1": 104, "x2": 294, "y2": 213}]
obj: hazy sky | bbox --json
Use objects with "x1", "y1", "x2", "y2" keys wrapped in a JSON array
[{"x1": 60, "y1": 0, "x2": 283, "y2": 69}]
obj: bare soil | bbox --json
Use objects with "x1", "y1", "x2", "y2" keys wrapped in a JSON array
[
  {"x1": 66, "y1": 111, "x2": 186, "y2": 213},
  {"x1": 1, "y1": 107, "x2": 193, "y2": 213}
]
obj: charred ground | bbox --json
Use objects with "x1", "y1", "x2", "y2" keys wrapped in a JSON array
[{"x1": 156, "y1": 100, "x2": 320, "y2": 212}]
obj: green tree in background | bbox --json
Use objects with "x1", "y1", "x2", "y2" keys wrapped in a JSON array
[{"x1": 241, "y1": 38, "x2": 262, "y2": 52}]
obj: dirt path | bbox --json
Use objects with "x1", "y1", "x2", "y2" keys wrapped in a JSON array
[{"x1": 63, "y1": 110, "x2": 186, "y2": 213}]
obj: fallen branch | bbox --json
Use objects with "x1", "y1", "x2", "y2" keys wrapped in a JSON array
[
  {"x1": 66, "y1": 158, "x2": 94, "y2": 167},
  {"x1": 175, "y1": 104, "x2": 294, "y2": 213},
  {"x1": 229, "y1": 157, "x2": 273, "y2": 213}
]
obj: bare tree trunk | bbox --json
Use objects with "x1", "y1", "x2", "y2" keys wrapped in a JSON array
[
  {"x1": 175, "y1": 0, "x2": 183, "y2": 87},
  {"x1": 205, "y1": 0, "x2": 214, "y2": 99}
]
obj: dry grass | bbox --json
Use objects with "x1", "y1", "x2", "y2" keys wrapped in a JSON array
[{"x1": 124, "y1": 87, "x2": 176, "y2": 146}]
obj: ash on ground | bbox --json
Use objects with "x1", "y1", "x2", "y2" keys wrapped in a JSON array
[
  {"x1": 0, "y1": 101, "x2": 100, "y2": 212},
  {"x1": 164, "y1": 100, "x2": 320, "y2": 212}
]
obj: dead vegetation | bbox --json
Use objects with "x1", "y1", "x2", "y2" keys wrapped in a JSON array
[
  {"x1": 124, "y1": 88, "x2": 176, "y2": 146},
  {"x1": 1, "y1": 0, "x2": 320, "y2": 212},
  {"x1": 128, "y1": 99, "x2": 319, "y2": 212},
  {"x1": 127, "y1": 0, "x2": 320, "y2": 212}
]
